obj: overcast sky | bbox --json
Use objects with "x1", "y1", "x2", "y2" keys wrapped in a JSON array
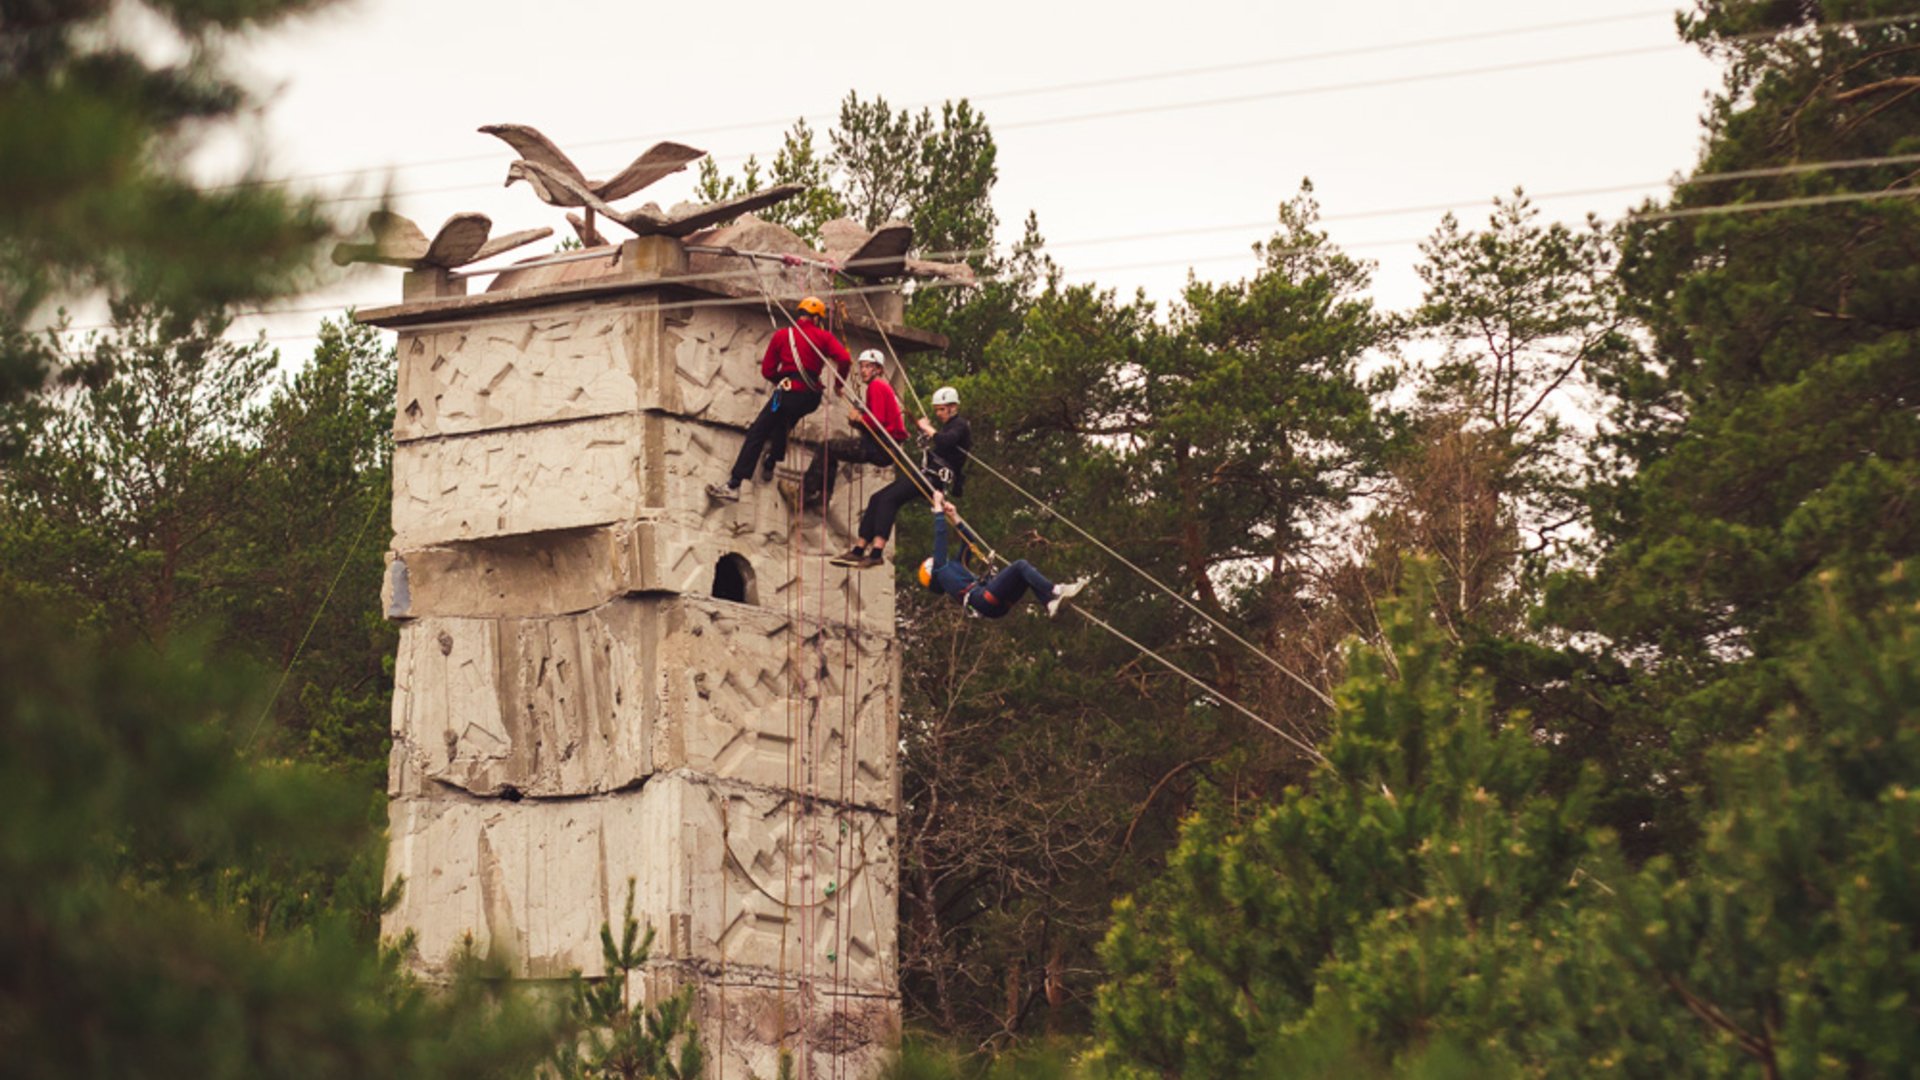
[{"x1": 207, "y1": 0, "x2": 1720, "y2": 351}]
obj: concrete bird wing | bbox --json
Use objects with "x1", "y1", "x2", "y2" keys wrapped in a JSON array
[
  {"x1": 423, "y1": 212, "x2": 492, "y2": 268},
  {"x1": 841, "y1": 221, "x2": 913, "y2": 280},
  {"x1": 505, "y1": 159, "x2": 618, "y2": 216},
  {"x1": 818, "y1": 217, "x2": 870, "y2": 263},
  {"x1": 651, "y1": 184, "x2": 806, "y2": 237},
  {"x1": 595, "y1": 141, "x2": 706, "y2": 202},
  {"x1": 368, "y1": 211, "x2": 431, "y2": 259},
  {"x1": 469, "y1": 226, "x2": 555, "y2": 262},
  {"x1": 478, "y1": 124, "x2": 587, "y2": 188},
  {"x1": 904, "y1": 256, "x2": 978, "y2": 284}
]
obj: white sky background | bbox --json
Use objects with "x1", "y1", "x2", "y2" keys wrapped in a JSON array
[{"x1": 201, "y1": 0, "x2": 1720, "y2": 353}]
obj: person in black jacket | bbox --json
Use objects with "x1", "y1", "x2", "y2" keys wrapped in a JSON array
[{"x1": 831, "y1": 385, "x2": 970, "y2": 568}]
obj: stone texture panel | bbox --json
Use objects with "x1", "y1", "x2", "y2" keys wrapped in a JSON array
[
  {"x1": 385, "y1": 515, "x2": 898, "y2": 635},
  {"x1": 394, "y1": 308, "x2": 646, "y2": 441},
  {"x1": 384, "y1": 774, "x2": 896, "y2": 988},
  {"x1": 637, "y1": 964, "x2": 898, "y2": 1080},
  {"x1": 391, "y1": 300, "x2": 901, "y2": 446},
  {"x1": 391, "y1": 412, "x2": 643, "y2": 548},
  {"x1": 390, "y1": 411, "x2": 907, "y2": 557},
  {"x1": 390, "y1": 597, "x2": 898, "y2": 807}
]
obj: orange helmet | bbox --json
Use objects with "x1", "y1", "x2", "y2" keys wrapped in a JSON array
[
  {"x1": 918, "y1": 558, "x2": 935, "y2": 590},
  {"x1": 797, "y1": 296, "x2": 827, "y2": 318}
]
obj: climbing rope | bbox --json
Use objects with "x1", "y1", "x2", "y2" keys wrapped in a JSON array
[{"x1": 846, "y1": 290, "x2": 1332, "y2": 760}]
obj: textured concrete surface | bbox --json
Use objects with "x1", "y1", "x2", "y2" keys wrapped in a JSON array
[
  {"x1": 638, "y1": 964, "x2": 899, "y2": 1080},
  {"x1": 391, "y1": 409, "x2": 910, "y2": 556},
  {"x1": 377, "y1": 246, "x2": 908, "y2": 1078},
  {"x1": 384, "y1": 773, "x2": 896, "y2": 988},
  {"x1": 383, "y1": 517, "x2": 899, "y2": 635},
  {"x1": 389, "y1": 596, "x2": 898, "y2": 806}
]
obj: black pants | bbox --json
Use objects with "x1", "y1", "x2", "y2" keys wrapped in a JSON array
[
  {"x1": 802, "y1": 430, "x2": 893, "y2": 504},
  {"x1": 859, "y1": 469, "x2": 931, "y2": 545},
  {"x1": 728, "y1": 388, "x2": 821, "y2": 486}
]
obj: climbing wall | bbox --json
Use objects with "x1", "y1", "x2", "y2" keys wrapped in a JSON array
[{"x1": 366, "y1": 236, "x2": 911, "y2": 1079}]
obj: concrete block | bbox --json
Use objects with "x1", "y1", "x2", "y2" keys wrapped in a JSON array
[
  {"x1": 391, "y1": 301, "x2": 901, "y2": 446},
  {"x1": 384, "y1": 774, "x2": 896, "y2": 988},
  {"x1": 383, "y1": 514, "x2": 898, "y2": 635},
  {"x1": 389, "y1": 596, "x2": 898, "y2": 807},
  {"x1": 637, "y1": 963, "x2": 898, "y2": 1080},
  {"x1": 394, "y1": 309, "x2": 647, "y2": 441},
  {"x1": 390, "y1": 411, "x2": 832, "y2": 547}
]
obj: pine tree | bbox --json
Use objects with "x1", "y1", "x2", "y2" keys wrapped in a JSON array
[{"x1": 550, "y1": 880, "x2": 705, "y2": 1080}]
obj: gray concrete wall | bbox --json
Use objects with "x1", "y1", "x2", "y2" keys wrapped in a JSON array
[{"x1": 374, "y1": 259, "x2": 906, "y2": 1078}]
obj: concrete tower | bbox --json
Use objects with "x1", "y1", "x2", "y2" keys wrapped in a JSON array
[{"x1": 359, "y1": 230, "x2": 937, "y2": 1078}]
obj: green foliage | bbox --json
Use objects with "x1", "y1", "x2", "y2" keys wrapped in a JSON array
[
  {"x1": 1602, "y1": 568, "x2": 1920, "y2": 1077},
  {"x1": 0, "y1": 308, "x2": 397, "y2": 772},
  {"x1": 1545, "y1": 0, "x2": 1920, "y2": 850},
  {"x1": 1410, "y1": 191, "x2": 1628, "y2": 591},
  {"x1": 693, "y1": 117, "x2": 847, "y2": 243},
  {"x1": 1093, "y1": 564, "x2": 1597, "y2": 1078},
  {"x1": 0, "y1": 0, "x2": 338, "y2": 401},
  {"x1": 550, "y1": 880, "x2": 705, "y2": 1080},
  {"x1": 0, "y1": 596, "x2": 562, "y2": 1079}
]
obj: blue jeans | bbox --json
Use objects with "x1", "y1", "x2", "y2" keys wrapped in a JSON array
[{"x1": 967, "y1": 560, "x2": 1054, "y2": 618}]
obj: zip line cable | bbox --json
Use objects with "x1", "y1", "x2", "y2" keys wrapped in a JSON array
[
  {"x1": 242, "y1": 487, "x2": 385, "y2": 751},
  {"x1": 760, "y1": 279, "x2": 1328, "y2": 762},
  {"x1": 849, "y1": 289, "x2": 1335, "y2": 752}
]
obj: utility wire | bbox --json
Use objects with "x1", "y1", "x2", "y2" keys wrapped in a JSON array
[
  {"x1": 227, "y1": 10, "x2": 1920, "y2": 207},
  {"x1": 216, "y1": 9, "x2": 1682, "y2": 195},
  {"x1": 32, "y1": 176, "x2": 1920, "y2": 345}
]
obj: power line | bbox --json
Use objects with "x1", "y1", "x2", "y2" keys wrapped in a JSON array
[
  {"x1": 217, "y1": 9, "x2": 1683, "y2": 195},
  {"x1": 31, "y1": 174, "x2": 1920, "y2": 342}
]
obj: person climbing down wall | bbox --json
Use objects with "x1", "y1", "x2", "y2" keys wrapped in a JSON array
[
  {"x1": 708, "y1": 295, "x2": 851, "y2": 503},
  {"x1": 830, "y1": 384, "x2": 970, "y2": 568},
  {"x1": 782, "y1": 349, "x2": 904, "y2": 511},
  {"x1": 918, "y1": 501, "x2": 1087, "y2": 618}
]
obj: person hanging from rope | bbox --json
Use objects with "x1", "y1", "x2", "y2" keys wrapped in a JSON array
[
  {"x1": 707, "y1": 295, "x2": 851, "y2": 503},
  {"x1": 781, "y1": 349, "x2": 905, "y2": 512},
  {"x1": 918, "y1": 501, "x2": 1087, "y2": 618},
  {"x1": 830, "y1": 384, "x2": 971, "y2": 568}
]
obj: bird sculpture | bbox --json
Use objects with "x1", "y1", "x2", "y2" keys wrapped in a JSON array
[
  {"x1": 331, "y1": 211, "x2": 552, "y2": 270},
  {"x1": 480, "y1": 123, "x2": 708, "y2": 245},
  {"x1": 504, "y1": 158, "x2": 804, "y2": 239},
  {"x1": 817, "y1": 217, "x2": 975, "y2": 284}
]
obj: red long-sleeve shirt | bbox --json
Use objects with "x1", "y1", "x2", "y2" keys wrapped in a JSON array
[
  {"x1": 856, "y1": 376, "x2": 907, "y2": 441},
  {"x1": 760, "y1": 321, "x2": 851, "y2": 387}
]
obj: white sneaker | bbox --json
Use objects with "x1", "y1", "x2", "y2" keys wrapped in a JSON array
[{"x1": 1046, "y1": 578, "x2": 1087, "y2": 617}]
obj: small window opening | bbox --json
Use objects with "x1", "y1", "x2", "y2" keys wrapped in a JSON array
[{"x1": 712, "y1": 554, "x2": 756, "y2": 605}]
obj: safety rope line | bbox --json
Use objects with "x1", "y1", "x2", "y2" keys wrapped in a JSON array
[
  {"x1": 962, "y1": 451, "x2": 1336, "y2": 709},
  {"x1": 1069, "y1": 604, "x2": 1327, "y2": 763},
  {"x1": 850, "y1": 291, "x2": 1331, "y2": 758},
  {"x1": 853, "y1": 291, "x2": 1336, "y2": 716},
  {"x1": 746, "y1": 270, "x2": 992, "y2": 566}
]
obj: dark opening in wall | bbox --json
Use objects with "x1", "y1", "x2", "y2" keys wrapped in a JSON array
[{"x1": 712, "y1": 553, "x2": 756, "y2": 605}]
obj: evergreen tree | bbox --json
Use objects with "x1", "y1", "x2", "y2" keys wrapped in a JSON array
[
  {"x1": 1550, "y1": 0, "x2": 1920, "y2": 850},
  {"x1": 0, "y1": 0, "x2": 334, "y2": 401},
  {"x1": 550, "y1": 881, "x2": 705, "y2": 1080}
]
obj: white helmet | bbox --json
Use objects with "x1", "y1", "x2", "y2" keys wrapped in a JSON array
[
  {"x1": 857, "y1": 348, "x2": 885, "y2": 367},
  {"x1": 931, "y1": 386, "x2": 960, "y2": 407}
]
